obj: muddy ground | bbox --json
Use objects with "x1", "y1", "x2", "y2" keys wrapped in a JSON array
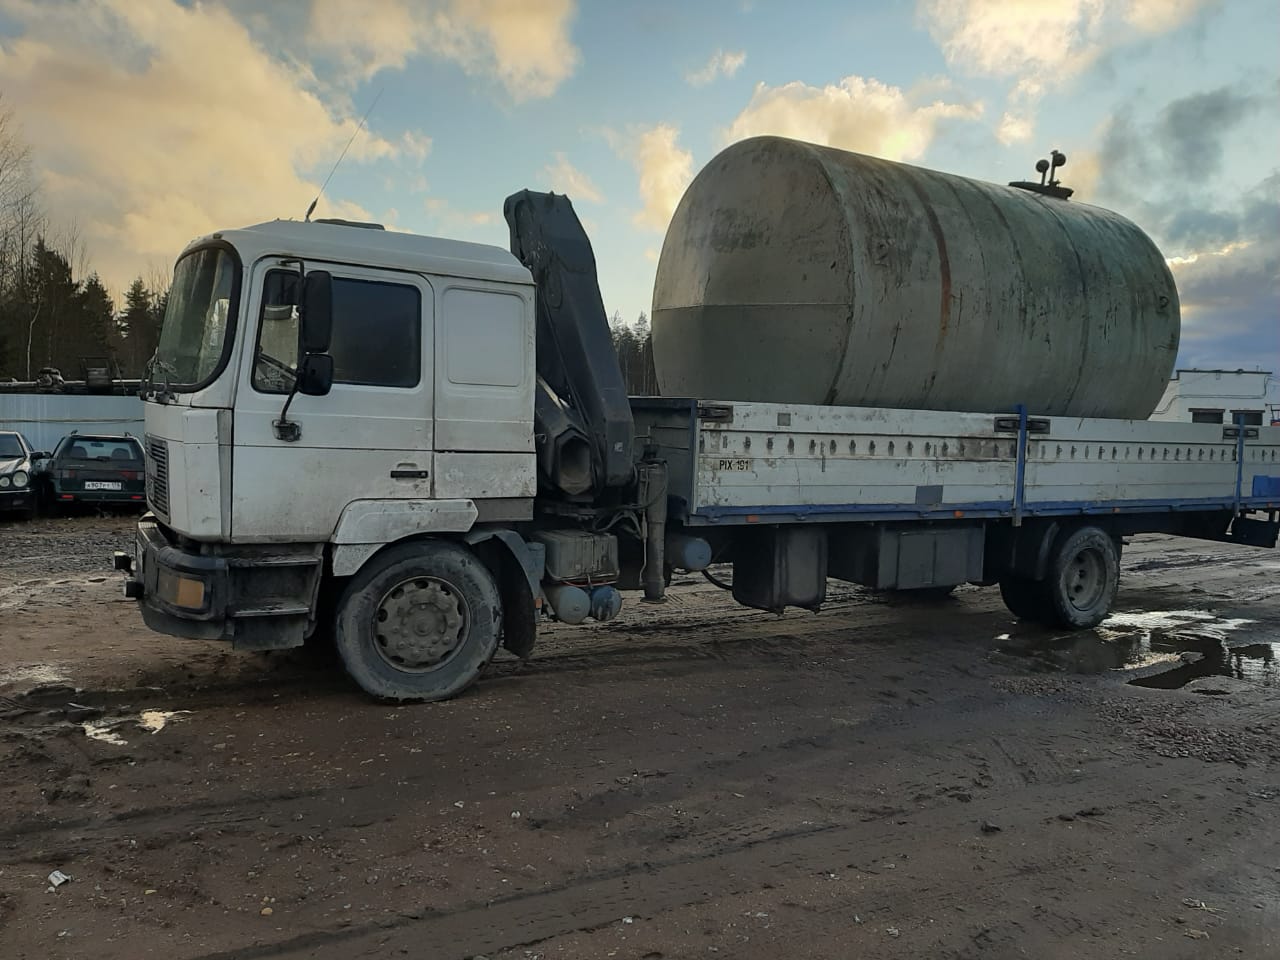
[{"x1": 1, "y1": 514, "x2": 1278, "y2": 960}]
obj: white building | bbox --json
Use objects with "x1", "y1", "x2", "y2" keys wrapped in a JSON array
[{"x1": 1149, "y1": 369, "x2": 1276, "y2": 425}]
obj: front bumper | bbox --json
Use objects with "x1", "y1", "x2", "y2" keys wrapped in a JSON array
[
  {"x1": 0, "y1": 487, "x2": 33, "y2": 512},
  {"x1": 130, "y1": 516, "x2": 232, "y2": 640},
  {"x1": 125, "y1": 515, "x2": 324, "y2": 649}
]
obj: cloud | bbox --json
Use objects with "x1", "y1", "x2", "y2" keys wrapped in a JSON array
[
  {"x1": 1093, "y1": 86, "x2": 1267, "y2": 205},
  {"x1": 423, "y1": 196, "x2": 497, "y2": 230},
  {"x1": 686, "y1": 49, "x2": 746, "y2": 86},
  {"x1": 1166, "y1": 177, "x2": 1279, "y2": 367},
  {"x1": 626, "y1": 124, "x2": 694, "y2": 232},
  {"x1": 1084, "y1": 86, "x2": 1279, "y2": 371},
  {"x1": 399, "y1": 131, "x2": 433, "y2": 164},
  {"x1": 542, "y1": 152, "x2": 603, "y2": 203},
  {"x1": 919, "y1": 0, "x2": 1211, "y2": 143},
  {"x1": 1122, "y1": 0, "x2": 1206, "y2": 32},
  {"x1": 0, "y1": 0, "x2": 410, "y2": 294},
  {"x1": 722, "y1": 75, "x2": 983, "y2": 162},
  {"x1": 306, "y1": 0, "x2": 579, "y2": 101},
  {"x1": 617, "y1": 75, "x2": 982, "y2": 236},
  {"x1": 1157, "y1": 88, "x2": 1260, "y2": 181}
]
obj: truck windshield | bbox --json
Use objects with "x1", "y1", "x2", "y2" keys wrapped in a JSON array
[{"x1": 152, "y1": 247, "x2": 240, "y2": 389}]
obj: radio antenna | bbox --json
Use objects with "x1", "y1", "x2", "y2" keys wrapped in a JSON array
[{"x1": 304, "y1": 87, "x2": 384, "y2": 222}]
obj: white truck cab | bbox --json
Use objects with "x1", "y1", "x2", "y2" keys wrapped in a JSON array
[
  {"x1": 143, "y1": 219, "x2": 537, "y2": 543},
  {"x1": 127, "y1": 210, "x2": 639, "y2": 700}
]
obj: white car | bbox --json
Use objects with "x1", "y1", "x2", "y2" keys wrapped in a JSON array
[{"x1": 0, "y1": 430, "x2": 38, "y2": 519}]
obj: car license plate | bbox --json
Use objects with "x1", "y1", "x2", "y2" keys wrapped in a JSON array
[{"x1": 84, "y1": 481, "x2": 122, "y2": 491}]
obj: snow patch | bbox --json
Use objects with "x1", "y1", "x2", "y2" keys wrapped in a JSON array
[{"x1": 0, "y1": 663, "x2": 71, "y2": 687}]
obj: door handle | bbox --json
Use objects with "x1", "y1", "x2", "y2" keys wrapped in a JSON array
[{"x1": 390, "y1": 469, "x2": 429, "y2": 479}]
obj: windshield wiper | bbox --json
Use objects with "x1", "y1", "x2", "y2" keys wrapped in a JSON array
[{"x1": 256, "y1": 351, "x2": 297, "y2": 378}]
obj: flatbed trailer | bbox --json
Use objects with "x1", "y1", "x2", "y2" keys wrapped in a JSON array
[{"x1": 636, "y1": 399, "x2": 1279, "y2": 613}]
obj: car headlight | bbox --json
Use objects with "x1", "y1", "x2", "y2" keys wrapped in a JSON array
[
  {"x1": 0, "y1": 476, "x2": 9, "y2": 488},
  {"x1": 12, "y1": 470, "x2": 28, "y2": 488}
]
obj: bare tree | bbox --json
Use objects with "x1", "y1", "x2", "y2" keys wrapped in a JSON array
[
  {"x1": 0, "y1": 98, "x2": 35, "y2": 219},
  {"x1": 52, "y1": 217, "x2": 89, "y2": 282},
  {"x1": 0, "y1": 99, "x2": 38, "y2": 300}
]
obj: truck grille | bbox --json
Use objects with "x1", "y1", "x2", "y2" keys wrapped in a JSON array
[{"x1": 145, "y1": 435, "x2": 170, "y2": 518}]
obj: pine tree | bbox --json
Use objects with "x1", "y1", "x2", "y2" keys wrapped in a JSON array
[
  {"x1": 27, "y1": 237, "x2": 80, "y2": 377},
  {"x1": 76, "y1": 273, "x2": 115, "y2": 365},
  {"x1": 633, "y1": 311, "x2": 657, "y2": 395},
  {"x1": 120, "y1": 277, "x2": 156, "y2": 376}
]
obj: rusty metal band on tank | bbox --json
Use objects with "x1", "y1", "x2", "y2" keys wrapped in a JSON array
[{"x1": 651, "y1": 135, "x2": 1180, "y2": 420}]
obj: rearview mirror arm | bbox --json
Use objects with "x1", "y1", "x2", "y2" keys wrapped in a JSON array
[
  {"x1": 272, "y1": 383, "x2": 303, "y2": 443},
  {"x1": 270, "y1": 258, "x2": 308, "y2": 443}
]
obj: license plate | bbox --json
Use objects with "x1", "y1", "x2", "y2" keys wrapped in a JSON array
[{"x1": 84, "y1": 481, "x2": 122, "y2": 491}]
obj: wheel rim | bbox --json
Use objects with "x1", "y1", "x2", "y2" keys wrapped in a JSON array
[
  {"x1": 1065, "y1": 547, "x2": 1106, "y2": 613},
  {"x1": 372, "y1": 576, "x2": 469, "y2": 673}
]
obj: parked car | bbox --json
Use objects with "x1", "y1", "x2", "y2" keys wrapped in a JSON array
[
  {"x1": 35, "y1": 433, "x2": 146, "y2": 511},
  {"x1": 0, "y1": 430, "x2": 39, "y2": 519}
]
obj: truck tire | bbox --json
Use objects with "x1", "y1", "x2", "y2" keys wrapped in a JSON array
[
  {"x1": 998, "y1": 576, "x2": 1049, "y2": 621},
  {"x1": 1041, "y1": 526, "x2": 1119, "y2": 629},
  {"x1": 334, "y1": 540, "x2": 502, "y2": 702}
]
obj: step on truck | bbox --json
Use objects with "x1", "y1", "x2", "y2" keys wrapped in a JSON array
[{"x1": 118, "y1": 137, "x2": 1280, "y2": 701}]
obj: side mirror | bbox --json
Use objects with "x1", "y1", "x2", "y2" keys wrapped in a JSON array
[
  {"x1": 297, "y1": 354, "x2": 334, "y2": 396},
  {"x1": 31, "y1": 451, "x2": 51, "y2": 460},
  {"x1": 299, "y1": 271, "x2": 333, "y2": 354}
]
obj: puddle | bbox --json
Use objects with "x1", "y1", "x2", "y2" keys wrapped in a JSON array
[
  {"x1": 1129, "y1": 643, "x2": 1278, "y2": 690},
  {"x1": 80, "y1": 709, "x2": 192, "y2": 746},
  {"x1": 999, "y1": 609, "x2": 1277, "y2": 689}
]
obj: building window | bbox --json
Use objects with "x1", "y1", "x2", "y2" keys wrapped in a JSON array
[
  {"x1": 1190, "y1": 409, "x2": 1223, "y2": 424},
  {"x1": 1231, "y1": 409, "x2": 1263, "y2": 427}
]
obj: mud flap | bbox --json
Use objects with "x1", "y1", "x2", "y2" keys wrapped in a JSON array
[
  {"x1": 464, "y1": 529, "x2": 544, "y2": 660},
  {"x1": 499, "y1": 569, "x2": 538, "y2": 659}
]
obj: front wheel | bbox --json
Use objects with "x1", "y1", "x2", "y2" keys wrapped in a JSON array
[{"x1": 334, "y1": 540, "x2": 502, "y2": 702}]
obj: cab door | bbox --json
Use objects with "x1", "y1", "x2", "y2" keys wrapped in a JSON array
[{"x1": 231, "y1": 259, "x2": 434, "y2": 542}]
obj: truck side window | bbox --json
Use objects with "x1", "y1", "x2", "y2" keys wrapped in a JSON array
[{"x1": 253, "y1": 271, "x2": 421, "y2": 392}]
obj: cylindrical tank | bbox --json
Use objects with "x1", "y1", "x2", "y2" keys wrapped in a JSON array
[{"x1": 651, "y1": 136, "x2": 1179, "y2": 419}]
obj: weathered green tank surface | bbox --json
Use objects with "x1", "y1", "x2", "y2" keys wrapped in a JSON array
[{"x1": 652, "y1": 136, "x2": 1179, "y2": 419}]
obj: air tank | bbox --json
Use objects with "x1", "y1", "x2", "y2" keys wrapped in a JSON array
[{"x1": 651, "y1": 137, "x2": 1179, "y2": 419}]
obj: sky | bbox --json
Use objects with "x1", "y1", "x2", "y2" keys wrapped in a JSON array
[{"x1": 0, "y1": 0, "x2": 1275, "y2": 375}]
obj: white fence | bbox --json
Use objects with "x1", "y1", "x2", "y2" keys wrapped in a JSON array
[{"x1": 0, "y1": 393, "x2": 145, "y2": 453}]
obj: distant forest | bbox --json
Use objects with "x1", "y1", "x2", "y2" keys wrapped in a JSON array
[
  {"x1": 610, "y1": 311, "x2": 658, "y2": 396},
  {"x1": 0, "y1": 100, "x2": 658, "y2": 388}
]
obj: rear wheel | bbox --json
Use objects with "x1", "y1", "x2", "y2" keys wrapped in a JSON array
[
  {"x1": 334, "y1": 541, "x2": 502, "y2": 701},
  {"x1": 1042, "y1": 526, "x2": 1119, "y2": 629},
  {"x1": 999, "y1": 576, "x2": 1049, "y2": 621}
]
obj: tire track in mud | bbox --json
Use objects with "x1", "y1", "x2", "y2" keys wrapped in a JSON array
[
  {"x1": 0, "y1": 668, "x2": 1078, "y2": 866},
  {"x1": 175, "y1": 766, "x2": 1186, "y2": 960}
]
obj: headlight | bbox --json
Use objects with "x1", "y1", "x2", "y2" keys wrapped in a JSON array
[
  {"x1": 12, "y1": 470, "x2": 28, "y2": 488},
  {"x1": 0, "y1": 476, "x2": 9, "y2": 488}
]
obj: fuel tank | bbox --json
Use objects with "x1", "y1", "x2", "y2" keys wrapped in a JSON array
[{"x1": 651, "y1": 136, "x2": 1179, "y2": 419}]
